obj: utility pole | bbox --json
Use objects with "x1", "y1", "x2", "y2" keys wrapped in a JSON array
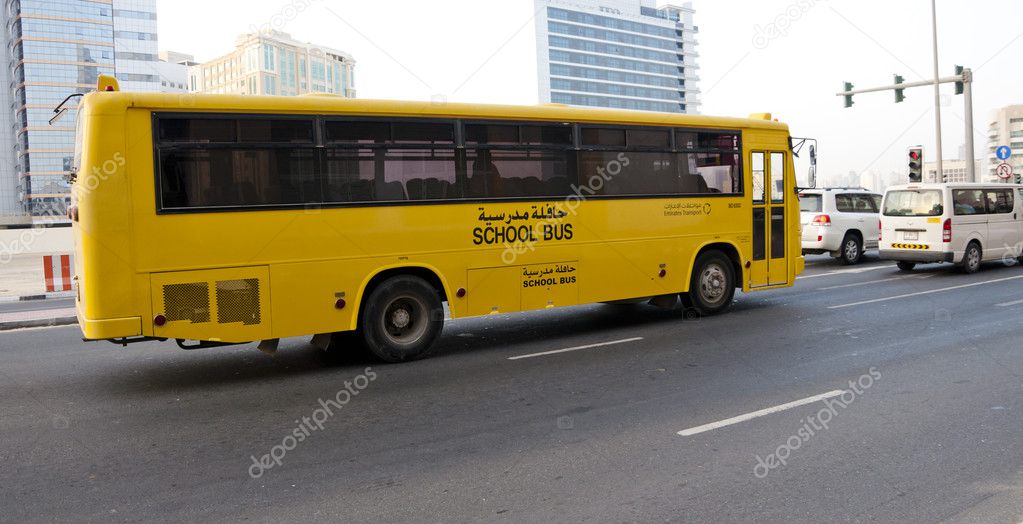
[{"x1": 930, "y1": 0, "x2": 943, "y2": 181}]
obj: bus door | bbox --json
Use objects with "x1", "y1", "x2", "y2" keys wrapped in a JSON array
[{"x1": 749, "y1": 151, "x2": 790, "y2": 287}]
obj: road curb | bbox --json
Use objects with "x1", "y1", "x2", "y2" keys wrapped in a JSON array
[
  {"x1": 0, "y1": 316, "x2": 77, "y2": 331},
  {"x1": 0, "y1": 292, "x2": 75, "y2": 303}
]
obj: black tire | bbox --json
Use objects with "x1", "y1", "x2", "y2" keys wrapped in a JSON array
[
  {"x1": 360, "y1": 276, "x2": 444, "y2": 363},
  {"x1": 896, "y1": 261, "x2": 916, "y2": 272},
  {"x1": 683, "y1": 250, "x2": 736, "y2": 316},
  {"x1": 959, "y1": 242, "x2": 982, "y2": 274},
  {"x1": 840, "y1": 233, "x2": 863, "y2": 265}
]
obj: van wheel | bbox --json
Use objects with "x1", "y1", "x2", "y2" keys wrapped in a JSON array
[
  {"x1": 959, "y1": 242, "x2": 982, "y2": 274},
  {"x1": 840, "y1": 233, "x2": 863, "y2": 265},
  {"x1": 361, "y1": 276, "x2": 444, "y2": 363},
  {"x1": 896, "y1": 261, "x2": 916, "y2": 272},
  {"x1": 684, "y1": 250, "x2": 735, "y2": 316}
]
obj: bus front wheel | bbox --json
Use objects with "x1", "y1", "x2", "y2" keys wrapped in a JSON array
[
  {"x1": 361, "y1": 276, "x2": 444, "y2": 363},
  {"x1": 684, "y1": 251, "x2": 736, "y2": 316}
]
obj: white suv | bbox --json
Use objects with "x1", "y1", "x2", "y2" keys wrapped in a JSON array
[{"x1": 800, "y1": 188, "x2": 882, "y2": 264}]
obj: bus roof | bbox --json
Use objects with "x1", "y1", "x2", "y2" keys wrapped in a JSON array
[{"x1": 81, "y1": 91, "x2": 790, "y2": 132}]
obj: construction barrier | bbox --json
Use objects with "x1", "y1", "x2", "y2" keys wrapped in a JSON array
[{"x1": 43, "y1": 254, "x2": 73, "y2": 292}]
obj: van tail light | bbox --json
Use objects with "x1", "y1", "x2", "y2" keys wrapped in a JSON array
[
  {"x1": 812, "y1": 215, "x2": 831, "y2": 226},
  {"x1": 943, "y1": 218, "x2": 952, "y2": 243},
  {"x1": 878, "y1": 220, "x2": 882, "y2": 242}
]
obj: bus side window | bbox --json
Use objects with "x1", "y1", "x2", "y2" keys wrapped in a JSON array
[{"x1": 751, "y1": 153, "x2": 765, "y2": 203}]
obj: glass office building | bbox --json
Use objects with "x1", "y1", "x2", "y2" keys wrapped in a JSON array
[
  {"x1": 0, "y1": 0, "x2": 163, "y2": 221},
  {"x1": 534, "y1": 0, "x2": 699, "y2": 114}
]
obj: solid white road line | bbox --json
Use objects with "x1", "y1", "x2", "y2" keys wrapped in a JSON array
[
  {"x1": 996, "y1": 299, "x2": 1023, "y2": 307},
  {"x1": 818, "y1": 276, "x2": 913, "y2": 291},
  {"x1": 798, "y1": 266, "x2": 889, "y2": 280},
  {"x1": 507, "y1": 337, "x2": 644, "y2": 361},
  {"x1": 829, "y1": 275, "x2": 1023, "y2": 310},
  {"x1": 677, "y1": 390, "x2": 845, "y2": 437}
]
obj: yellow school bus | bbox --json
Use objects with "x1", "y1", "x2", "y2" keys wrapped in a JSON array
[{"x1": 71, "y1": 75, "x2": 803, "y2": 362}]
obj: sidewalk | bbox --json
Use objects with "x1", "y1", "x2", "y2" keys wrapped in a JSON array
[
  {"x1": 0, "y1": 253, "x2": 71, "y2": 300},
  {"x1": 0, "y1": 307, "x2": 77, "y2": 331}
]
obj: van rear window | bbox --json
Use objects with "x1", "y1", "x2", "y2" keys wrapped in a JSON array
[{"x1": 882, "y1": 190, "x2": 943, "y2": 217}]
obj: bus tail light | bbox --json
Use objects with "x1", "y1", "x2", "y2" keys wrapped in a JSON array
[
  {"x1": 943, "y1": 219, "x2": 952, "y2": 242},
  {"x1": 812, "y1": 215, "x2": 831, "y2": 226}
]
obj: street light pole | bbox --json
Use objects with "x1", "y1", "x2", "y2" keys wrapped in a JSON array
[{"x1": 930, "y1": 0, "x2": 944, "y2": 182}]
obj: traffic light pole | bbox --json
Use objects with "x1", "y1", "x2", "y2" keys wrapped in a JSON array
[
  {"x1": 963, "y1": 71, "x2": 975, "y2": 183},
  {"x1": 836, "y1": 69, "x2": 975, "y2": 182}
]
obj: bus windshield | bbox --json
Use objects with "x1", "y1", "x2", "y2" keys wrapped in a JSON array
[{"x1": 882, "y1": 190, "x2": 943, "y2": 217}]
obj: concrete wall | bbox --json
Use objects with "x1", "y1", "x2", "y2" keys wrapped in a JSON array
[{"x1": 0, "y1": 227, "x2": 73, "y2": 256}]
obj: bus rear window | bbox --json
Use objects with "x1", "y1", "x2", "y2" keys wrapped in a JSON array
[
  {"x1": 882, "y1": 190, "x2": 943, "y2": 217},
  {"x1": 799, "y1": 194, "x2": 821, "y2": 213}
]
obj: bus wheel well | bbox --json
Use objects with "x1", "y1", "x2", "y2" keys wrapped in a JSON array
[
  {"x1": 362, "y1": 267, "x2": 449, "y2": 307},
  {"x1": 697, "y1": 243, "x2": 743, "y2": 288}
]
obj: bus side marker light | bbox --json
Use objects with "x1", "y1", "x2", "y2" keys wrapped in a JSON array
[
  {"x1": 153, "y1": 314, "x2": 167, "y2": 327},
  {"x1": 456, "y1": 288, "x2": 466, "y2": 298},
  {"x1": 659, "y1": 269, "x2": 667, "y2": 278},
  {"x1": 745, "y1": 261, "x2": 752, "y2": 269},
  {"x1": 335, "y1": 298, "x2": 346, "y2": 309}
]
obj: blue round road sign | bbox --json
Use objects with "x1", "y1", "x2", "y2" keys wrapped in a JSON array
[{"x1": 997, "y1": 146, "x2": 1012, "y2": 161}]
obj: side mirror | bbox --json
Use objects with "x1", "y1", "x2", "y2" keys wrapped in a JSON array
[{"x1": 807, "y1": 145, "x2": 818, "y2": 189}]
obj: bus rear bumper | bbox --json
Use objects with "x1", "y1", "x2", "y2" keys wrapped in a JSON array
[{"x1": 77, "y1": 309, "x2": 142, "y2": 341}]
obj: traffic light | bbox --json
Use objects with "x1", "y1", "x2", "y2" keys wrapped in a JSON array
[
  {"x1": 894, "y1": 75, "x2": 905, "y2": 103},
  {"x1": 954, "y1": 65, "x2": 964, "y2": 95},
  {"x1": 908, "y1": 147, "x2": 923, "y2": 183},
  {"x1": 843, "y1": 82, "x2": 854, "y2": 108}
]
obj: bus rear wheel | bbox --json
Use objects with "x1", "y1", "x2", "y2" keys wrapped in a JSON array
[
  {"x1": 684, "y1": 250, "x2": 736, "y2": 316},
  {"x1": 361, "y1": 276, "x2": 444, "y2": 363}
]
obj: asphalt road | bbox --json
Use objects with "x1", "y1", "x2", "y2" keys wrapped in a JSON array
[{"x1": 2, "y1": 255, "x2": 1023, "y2": 523}]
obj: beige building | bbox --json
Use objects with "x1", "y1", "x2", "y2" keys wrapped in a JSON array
[
  {"x1": 924, "y1": 159, "x2": 984, "y2": 184},
  {"x1": 189, "y1": 31, "x2": 355, "y2": 97},
  {"x1": 986, "y1": 104, "x2": 1023, "y2": 181}
]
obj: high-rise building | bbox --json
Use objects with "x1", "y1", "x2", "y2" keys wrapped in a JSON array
[
  {"x1": 0, "y1": 0, "x2": 170, "y2": 221},
  {"x1": 986, "y1": 105, "x2": 1023, "y2": 182},
  {"x1": 534, "y1": 0, "x2": 699, "y2": 114},
  {"x1": 188, "y1": 31, "x2": 356, "y2": 98}
]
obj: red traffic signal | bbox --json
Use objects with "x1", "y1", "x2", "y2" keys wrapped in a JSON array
[{"x1": 907, "y1": 147, "x2": 923, "y2": 182}]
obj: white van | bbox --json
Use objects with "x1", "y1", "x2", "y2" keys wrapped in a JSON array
[{"x1": 879, "y1": 183, "x2": 1023, "y2": 273}]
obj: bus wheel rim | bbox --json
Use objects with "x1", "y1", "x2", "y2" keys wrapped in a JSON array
[
  {"x1": 700, "y1": 264, "x2": 727, "y2": 305},
  {"x1": 381, "y1": 295, "x2": 428, "y2": 345}
]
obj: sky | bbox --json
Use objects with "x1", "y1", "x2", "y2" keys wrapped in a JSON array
[{"x1": 156, "y1": 0, "x2": 1023, "y2": 187}]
